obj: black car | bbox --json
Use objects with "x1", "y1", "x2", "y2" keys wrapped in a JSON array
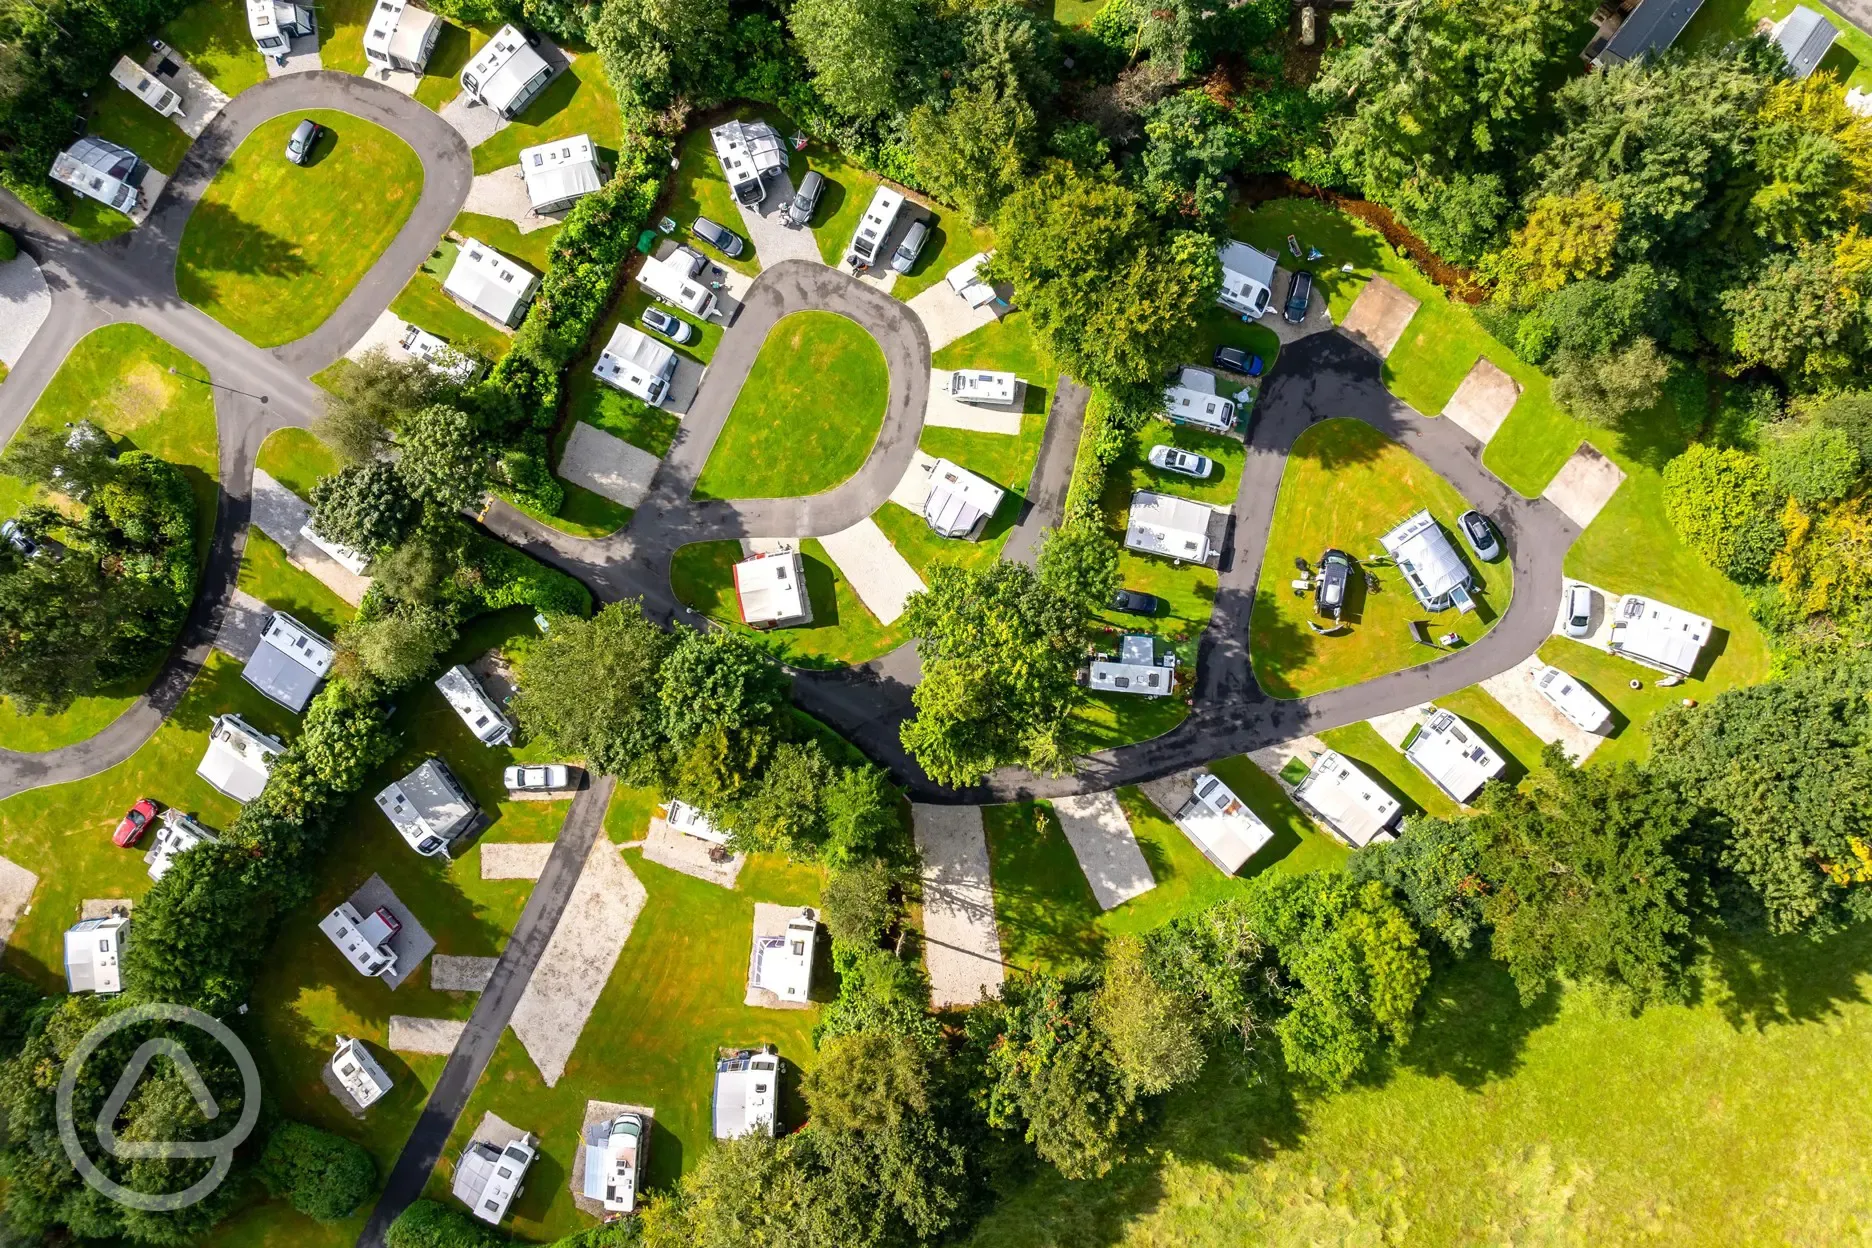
[
  {"x1": 786, "y1": 170, "x2": 824, "y2": 228},
  {"x1": 1212, "y1": 345, "x2": 1265, "y2": 377},
  {"x1": 1314, "y1": 549, "x2": 1353, "y2": 620},
  {"x1": 284, "y1": 118, "x2": 322, "y2": 166},
  {"x1": 692, "y1": 215, "x2": 744, "y2": 258},
  {"x1": 1109, "y1": 589, "x2": 1160, "y2": 616},
  {"x1": 1283, "y1": 269, "x2": 1314, "y2": 324}
]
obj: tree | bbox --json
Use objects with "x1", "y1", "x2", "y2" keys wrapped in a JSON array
[
  {"x1": 336, "y1": 605, "x2": 456, "y2": 691},
  {"x1": 296, "y1": 679, "x2": 398, "y2": 790},
  {"x1": 0, "y1": 550, "x2": 116, "y2": 713},
  {"x1": 819, "y1": 765, "x2": 901, "y2": 868},
  {"x1": 909, "y1": 83, "x2": 1036, "y2": 225},
  {"x1": 963, "y1": 3, "x2": 1058, "y2": 104},
  {"x1": 122, "y1": 842, "x2": 280, "y2": 1014},
  {"x1": 257, "y1": 1122, "x2": 375, "y2": 1221},
  {"x1": 1722, "y1": 232, "x2": 1872, "y2": 385},
  {"x1": 309, "y1": 461, "x2": 416, "y2": 557},
  {"x1": 1662, "y1": 443, "x2": 1785, "y2": 582},
  {"x1": 590, "y1": 0, "x2": 730, "y2": 114},
  {"x1": 511, "y1": 601, "x2": 675, "y2": 783},
  {"x1": 817, "y1": 945, "x2": 941, "y2": 1046},
  {"x1": 898, "y1": 560, "x2": 1089, "y2": 787},
  {"x1": 803, "y1": 1031, "x2": 931, "y2": 1132},
  {"x1": 1487, "y1": 183, "x2": 1623, "y2": 303},
  {"x1": 1748, "y1": 72, "x2": 1872, "y2": 247},
  {"x1": 317, "y1": 347, "x2": 453, "y2": 464},
  {"x1": 1349, "y1": 813, "x2": 1489, "y2": 955},
  {"x1": 1037, "y1": 525, "x2": 1120, "y2": 610},
  {"x1": 1763, "y1": 421, "x2": 1863, "y2": 504},
  {"x1": 989, "y1": 163, "x2": 1219, "y2": 391},
  {"x1": 1471, "y1": 746, "x2": 1697, "y2": 1004},
  {"x1": 384, "y1": 1200, "x2": 506, "y2": 1248},
  {"x1": 1769, "y1": 493, "x2": 1872, "y2": 627},
  {"x1": 789, "y1": 0, "x2": 922, "y2": 120},
  {"x1": 730, "y1": 741, "x2": 832, "y2": 856},
  {"x1": 1549, "y1": 336, "x2": 1672, "y2": 425},
  {"x1": 1135, "y1": 89, "x2": 1246, "y2": 228},
  {"x1": 1092, "y1": 934, "x2": 1205, "y2": 1096},
  {"x1": 0, "y1": 418, "x2": 116, "y2": 500},
  {"x1": 659, "y1": 629, "x2": 790, "y2": 751},
  {"x1": 820, "y1": 860, "x2": 899, "y2": 947},
  {"x1": 395, "y1": 405, "x2": 486, "y2": 511}
]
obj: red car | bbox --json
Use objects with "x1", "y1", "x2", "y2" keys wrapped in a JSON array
[{"x1": 113, "y1": 798, "x2": 158, "y2": 848}]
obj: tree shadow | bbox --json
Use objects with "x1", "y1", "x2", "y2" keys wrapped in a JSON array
[
  {"x1": 983, "y1": 802, "x2": 1104, "y2": 977},
  {"x1": 1397, "y1": 955, "x2": 1561, "y2": 1089},
  {"x1": 176, "y1": 200, "x2": 315, "y2": 306},
  {"x1": 1286, "y1": 413, "x2": 1394, "y2": 471},
  {"x1": 1247, "y1": 585, "x2": 1320, "y2": 699},
  {"x1": 1697, "y1": 920, "x2": 1872, "y2": 1032}
]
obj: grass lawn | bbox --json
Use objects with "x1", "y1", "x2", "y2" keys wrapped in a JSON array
[
  {"x1": 1074, "y1": 691, "x2": 1191, "y2": 753},
  {"x1": 1317, "y1": 721, "x2": 1462, "y2": 822},
  {"x1": 966, "y1": 917, "x2": 1872, "y2": 1246},
  {"x1": 669, "y1": 539, "x2": 906, "y2": 668},
  {"x1": 177, "y1": 109, "x2": 424, "y2": 347},
  {"x1": 1686, "y1": 0, "x2": 1872, "y2": 90},
  {"x1": 420, "y1": 784, "x2": 825, "y2": 1240},
  {"x1": 1191, "y1": 305, "x2": 1283, "y2": 385},
  {"x1": 163, "y1": 0, "x2": 268, "y2": 97},
  {"x1": 0, "y1": 324, "x2": 219, "y2": 752},
  {"x1": 453, "y1": 211, "x2": 560, "y2": 272},
  {"x1": 694, "y1": 311, "x2": 889, "y2": 500},
  {"x1": 238, "y1": 529, "x2": 354, "y2": 639},
  {"x1": 984, "y1": 761, "x2": 1345, "y2": 978},
  {"x1": 893, "y1": 211, "x2": 995, "y2": 303},
  {"x1": 810, "y1": 146, "x2": 884, "y2": 269},
  {"x1": 1250, "y1": 419, "x2": 1512, "y2": 698},
  {"x1": 470, "y1": 51, "x2": 621, "y2": 174},
  {"x1": 54, "y1": 193, "x2": 137, "y2": 243},
  {"x1": 389, "y1": 238, "x2": 514, "y2": 362},
  {"x1": 256, "y1": 427, "x2": 340, "y2": 500},
  {"x1": 86, "y1": 87, "x2": 192, "y2": 175},
  {"x1": 1044, "y1": 0, "x2": 1107, "y2": 27},
  {"x1": 413, "y1": 22, "x2": 484, "y2": 111},
  {"x1": 1536, "y1": 635, "x2": 1716, "y2": 768}
]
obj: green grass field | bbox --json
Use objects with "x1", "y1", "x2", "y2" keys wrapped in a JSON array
[
  {"x1": 389, "y1": 237, "x2": 515, "y2": 363},
  {"x1": 669, "y1": 539, "x2": 906, "y2": 668},
  {"x1": 0, "y1": 324, "x2": 219, "y2": 752},
  {"x1": 163, "y1": 0, "x2": 268, "y2": 97},
  {"x1": 694, "y1": 311, "x2": 890, "y2": 500},
  {"x1": 421, "y1": 784, "x2": 825, "y2": 1240},
  {"x1": 238, "y1": 530, "x2": 354, "y2": 640},
  {"x1": 86, "y1": 87, "x2": 192, "y2": 175},
  {"x1": 470, "y1": 52, "x2": 622, "y2": 174},
  {"x1": 1250, "y1": 419, "x2": 1512, "y2": 698},
  {"x1": 452, "y1": 211, "x2": 560, "y2": 272},
  {"x1": 53, "y1": 194, "x2": 137, "y2": 243},
  {"x1": 178, "y1": 110, "x2": 424, "y2": 347},
  {"x1": 256, "y1": 427, "x2": 340, "y2": 500}
]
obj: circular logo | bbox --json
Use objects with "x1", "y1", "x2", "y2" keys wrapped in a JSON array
[{"x1": 56, "y1": 1002, "x2": 262, "y2": 1212}]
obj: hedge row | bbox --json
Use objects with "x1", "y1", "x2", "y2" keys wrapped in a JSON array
[
  {"x1": 1061, "y1": 390, "x2": 1155, "y2": 532},
  {"x1": 463, "y1": 524, "x2": 592, "y2": 617}
]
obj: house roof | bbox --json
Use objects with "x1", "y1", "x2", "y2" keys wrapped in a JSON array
[
  {"x1": 64, "y1": 914, "x2": 128, "y2": 994},
  {"x1": 1404, "y1": 710, "x2": 1506, "y2": 803},
  {"x1": 1608, "y1": 595, "x2": 1711, "y2": 675},
  {"x1": 1380, "y1": 510, "x2": 1471, "y2": 609},
  {"x1": 713, "y1": 1051, "x2": 780, "y2": 1138},
  {"x1": 49, "y1": 137, "x2": 141, "y2": 212},
  {"x1": 519, "y1": 133, "x2": 602, "y2": 209},
  {"x1": 1599, "y1": 0, "x2": 1706, "y2": 66},
  {"x1": 462, "y1": 25, "x2": 552, "y2": 111},
  {"x1": 376, "y1": 758, "x2": 477, "y2": 850},
  {"x1": 453, "y1": 1136, "x2": 537, "y2": 1225},
  {"x1": 592, "y1": 323, "x2": 676, "y2": 404},
  {"x1": 922, "y1": 459, "x2": 1004, "y2": 538},
  {"x1": 443, "y1": 238, "x2": 539, "y2": 325},
  {"x1": 1173, "y1": 772, "x2": 1274, "y2": 874},
  {"x1": 1293, "y1": 751, "x2": 1401, "y2": 847},
  {"x1": 435, "y1": 665, "x2": 512, "y2": 744},
  {"x1": 733, "y1": 551, "x2": 812, "y2": 627},
  {"x1": 242, "y1": 611, "x2": 333, "y2": 713},
  {"x1": 1124, "y1": 491, "x2": 1218, "y2": 563},
  {"x1": 197, "y1": 714, "x2": 285, "y2": 804},
  {"x1": 1774, "y1": 5, "x2": 1839, "y2": 78}
]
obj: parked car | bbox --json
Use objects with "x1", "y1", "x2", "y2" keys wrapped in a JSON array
[
  {"x1": 1314, "y1": 549, "x2": 1354, "y2": 620},
  {"x1": 640, "y1": 306, "x2": 695, "y2": 344},
  {"x1": 113, "y1": 798, "x2": 158, "y2": 848},
  {"x1": 786, "y1": 170, "x2": 824, "y2": 228},
  {"x1": 1283, "y1": 269, "x2": 1314, "y2": 324},
  {"x1": 1109, "y1": 589, "x2": 1160, "y2": 616},
  {"x1": 1563, "y1": 584, "x2": 1595, "y2": 638},
  {"x1": 692, "y1": 215, "x2": 744, "y2": 258},
  {"x1": 891, "y1": 219, "x2": 930, "y2": 274},
  {"x1": 1148, "y1": 444, "x2": 1214, "y2": 479},
  {"x1": 284, "y1": 118, "x2": 323, "y2": 166},
  {"x1": 1212, "y1": 345, "x2": 1265, "y2": 377},
  {"x1": 504, "y1": 764, "x2": 571, "y2": 792},
  {"x1": 0, "y1": 520, "x2": 35, "y2": 558},
  {"x1": 1458, "y1": 509, "x2": 1501, "y2": 562}
]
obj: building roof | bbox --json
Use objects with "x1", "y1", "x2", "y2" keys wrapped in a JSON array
[
  {"x1": 946, "y1": 251, "x2": 996, "y2": 307},
  {"x1": 1089, "y1": 634, "x2": 1176, "y2": 697},
  {"x1": 1404, "y1": 709, "x2": 1506, "y2": 803},
  {"x1": 1608, "y1": 595, "x2": 1711, "y2": 675},
  {"x1": 1535, "y1": 664, "x2": 1613, "y2": 733},
  {"x1": 144, "y1": 812, "x2": 218, "y2": 882},
  {"x1": 1293, "y1": 750, "x2": 1401, "y2": 848},
  {"x1": 110, "y1": 56, "x2": 181, "y2": 116},
  {"x1": 364, "y1": 0, "x2": 440, "y2": 66},
  {"x1": 454, "y1": 1135, "x2": 538, "y2": 1225},
  {"x1": 197, "y1": 714, "x2": 285, "y2": 804},
  {"x1": 1774, "y1": 6, "x2": 1839, "y2": 78},
  {"x1": 1380, "y1": 510, "x2": 1471, "y2": 610},
  {"x1": 1217, "y1": 240, "x2": 1278, "y2": 315},
  {"x1": 949, "y1": 370, "x2": 1019, "y2": 406},
  {"x1": 49, "y1": 137, "x2": 141, "y2": 213},
  {"x1": 519, "y1": 133, "x2": 602, "y2": 209},
  {"x1": 1125, "y1": 491, "x2": 1219, "y2": 563},
  {"x1": 332, "y1": 1036, "x2": 394, "y2": 1108},
  {"x1": 733, "y1": 551, "x2": 812, "y2": 627},
  {"x1": 849, "y1": 186, "x2": 904, "y2": 265},
  {"x1": 443, "y1": 238, "x2": 539, "y2": 326},
  {"x1": 583, "y1": 1114, "x2": 646, "y2": 1211},
  {"x1": 923, "y1": 458, "x2": 1005, "y2": 539},
  {"x1": 461, "y1": 25, "x2": 552, "y2": 112},
  {"x1": 592, "y1": 323, "x2": 676, "y2": 405},
  {"x1": 376, "y1": 758, "x2": 477, "y2": 853},
  {"x1": 64, "y1": 914, "x2": 128, "y2": 995},
  {"x1": 435, "y1": 665, "x2": 513, "y2": 745},
  {"x1": 1599, "y1": 0, "x2": 1705, "y2": 67},
  {"x1": 1163, "y1": 368, "x2": 1235, "y2": 431},
  {"x1": 637, "y1": 247, "x2": 716, "y2": 315},
  {"x1": 1173, "y1": 772, "x2": 1274, "y2": 874},
  {"x1": 712, "y1": 1050, "x2": 780, "y2": 1139},
  {"x1": 751, "y1": 913, "x2": 817, "y2": 1003},
  {"x1": 665, "y1": 800, "x2": 731, "y2": 845},
  {"x1": 710, "y1": 118, "x2": 788, "y2": 203},
  {"x1": 242, "y1": 611, "x2": 333, "y2": 713}
]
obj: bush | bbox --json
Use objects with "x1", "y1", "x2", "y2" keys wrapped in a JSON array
[
  {"x1": 257, "y1": 1122, "x2": 376, "y2": 1221},
  {"x1": 385, "y1": 1198, "x2": 508, "y2": 1248},
  {"x1": 0, "y1": 229, "x2": 15, "y2": 262},
  {"x1": 463, "y1": 528, "x2": 592, "y2": 616}
]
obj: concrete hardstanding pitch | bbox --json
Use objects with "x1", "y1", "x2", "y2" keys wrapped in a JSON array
[
  {"x1": 912, "y1": 804, "x2": 1004, "y2": 1008},
  {"x1": 1050, "y1": 791, "x2": 1155, "y2": 911},
  {"x1": 431, "y1": 955, "x2": 498, "y2": 992},
  {"x1": 816, "y1": 515, "x2": 926, "y2": 625},
  {"x1": 642, "y1": 814, "x2": 744, "y2": 888},
  {"x1": 0, "y1": 857, "x2": 36, "y2": 948},
  {"x1": 1441, "y1": 357, "x2": 1520, "y2": 444},
  {"x1": 559, "y1": 421, "x2": 662, "y2": 510},
  {"x1": 1542, "y1": 444, "x2": 1627, "y2": 528},
  {"x1": 923, "y1": 370, "x2": 1024, "y2": 435},
  {"x1": 1367, "y1": 703, "x2": 1434, "y2": 750},
  {"x1": 730, "y1": 172, "x2": 824, "y2": 268},
  {"x1": 349, "y1": 873, "x2": 435, "y2": 991},
  {"x1": 1338, "y1": 277, "x2": 1421, "y2": 359},
  {"x1": 905, "y1": 281, "x2": 1001, "y2": 353},
  {"x1": 0, "y1": 253, "x2": 50, "y2": 368},
  {"x1": 387, "y1": 1015, "x2": 466, "y2": 1054}
]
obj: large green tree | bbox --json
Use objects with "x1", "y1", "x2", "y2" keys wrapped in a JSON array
[
  {"x1": 309, "y1": 461, "x2": 416, "y2": 556},
  {"x1": 511, "y1": 601, "x2": 676, "y2": 783},
  {"x1": 788, "y1": 0, "x2": 923, "y2": 120},
  {"x1": 590, "y1": 0, "x2": 731, "y2": 114},
  {"x1": 909, "y1": 83, "x2": 1036, "y2": 225}
]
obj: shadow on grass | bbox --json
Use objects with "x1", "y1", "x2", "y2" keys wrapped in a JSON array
[
  {"x1": 984, "y1": 802, "x2": 1104, "y2": 978},
  {"x1": 1288, "y1": 414, "x2": 1393, "y2": 471},
  {"x1": 1248, "y1": 585, "x2": 1324, "y2": 700},
  {"x1": 1397, "y1": 954, "x2": 1561, "y2": 1090},
  {"x1": 177, "y1": 201, "x2": 315, "y2": 306},
  {"x1": 1700, "y1": 918, "x2": 1872, "y2": 1032},
  {"x1": 511, "y1": 63, "x2": 583, "y2": 128}
]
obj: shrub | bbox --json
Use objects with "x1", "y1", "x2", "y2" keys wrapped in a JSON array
[
  {"x1": 0, "y1": 229, "x2": 15, "y2": 262},
  {"x1": 463, "y1": 528, "x2": 592, "y2": 616},
  {"x1": 257, "y1": 1122, "x2": 376, "y2": 1221},
  {"x1": 385, "y1": 1198, "x2": 507, "y2": 1248}
]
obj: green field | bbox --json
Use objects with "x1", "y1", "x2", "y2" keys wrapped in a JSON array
[
  {"x1": 694, "y1": 311, "x2": 890, "y2": 500},
  {"x1": 163, "y1": 0, "x2": 269, "y2": 97},
  {"x1": 237, "y1": 530, "x2": 354, "y2": 640},
  {"x1": 452, "y1": 211, "x2": 560, "y2": 273},
  {"x1": 470, "y1": 52, "x2": 622, "y2": 174},
  {"x1": 0, "y1": 325, "x2": 219, "y2": 752},
  {"x1": 256, "y1": 427, "x2": 340, "y2": 500},
  {"x1": 86, "y1": 86, "x2": 192, "y2": 175},
  {"x1": 669, "y1": 539, "x2": 906, "y2": 668},
  {"x1": 178, "y1": 110, "x2": 424, "y2": 347},
  {"x1": 1685, "y1": 0, "x2": 1872, "y2": 90},
  {"x1": 1250, "y1": 419, "x2": 1512, "y2": 698}
]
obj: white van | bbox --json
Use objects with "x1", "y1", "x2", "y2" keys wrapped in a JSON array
[
  {"x1": 1535, "y1": 664, "x2": 1613, "y2": 734},
  {"x1": 846, "y1": 186, "x2": 904, "y2": 269}
]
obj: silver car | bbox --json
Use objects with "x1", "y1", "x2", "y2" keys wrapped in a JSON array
[
  {"x1": 891, "y1": 219, "x2": 930, "y2": 273},
  {"x1": 1148, "y1": 444, "x2": 1214, "y2": 478},
  {"x1": 1563, "y1": 584, "x2": 1594, "y2": 638},
  {"x1": 504, "y1": 764, "x2": 571, "y2": 791}
]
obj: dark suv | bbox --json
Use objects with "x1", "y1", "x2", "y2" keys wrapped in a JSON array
[
  {"x1": 786, "y1": 170, "x2": 824, "y2": 228},
  {"x1": 1284, "y1": 269, "x2": 1314, "y2": 324},
  {"x1": 1314, "y1": 549, "x2": 1353, "y2": 620}
]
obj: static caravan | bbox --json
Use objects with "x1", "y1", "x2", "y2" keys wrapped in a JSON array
[
  {"x1": 519, "y1": 133, "x2": 603, "y2": 213},
  {"x1": 248, "y1": 0, "x2": 314, "y2": 54},
  {"x1": 1292, "y1": 750, "x2": 1401, "y2": 848},
  {"x1": 1217, "y1": 240, "x2": 1279, "y2": 319},
  {"x1": 49, "y1": 137, "x2": 145, "y2": 215},
  {"x1": 1607, "y1": 594, "x2": 1711, "y2": 677},
  {"x1": 1535, "y1": 664, "x2": 1614, "y2": 734},
  {"x1": 733, "y1": 551, "x2": 813, "y2": 629},
  {"x1": 1172, "y1": 772, "x2": 1274, "y2": 874},
  {"x1": 637, "y1": 246, "x2": 718, "y2": 318},
  {"x1": 1403, "y1": 709, "x2": 1506, "y2": 803},
  {"x1": 922, "y1": 459, "x2": 1004, "y2": 540}
]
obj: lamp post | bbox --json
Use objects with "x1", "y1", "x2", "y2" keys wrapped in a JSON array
[{"x1": 167, "y1": 366, "x2": 267, "y2": 404}]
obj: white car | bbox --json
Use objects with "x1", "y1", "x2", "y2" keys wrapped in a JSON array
[
  {"x1": 1563, "y1": 584, "x2": 1594, "y2": 638},
  {"x1": 1148, "y1": 444, "x2": 1214, "y2": 478},
  {"x1": 504, "y1": 764, "x2": 570, "y2": 792}
]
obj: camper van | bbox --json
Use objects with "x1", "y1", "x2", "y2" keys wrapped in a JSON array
[
  {"x1": 637, "y1": 246, "x2": 719, "y2": 318},
  {"x1": 846, "y1": 186, "x2": 904, "y2": 269}
]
